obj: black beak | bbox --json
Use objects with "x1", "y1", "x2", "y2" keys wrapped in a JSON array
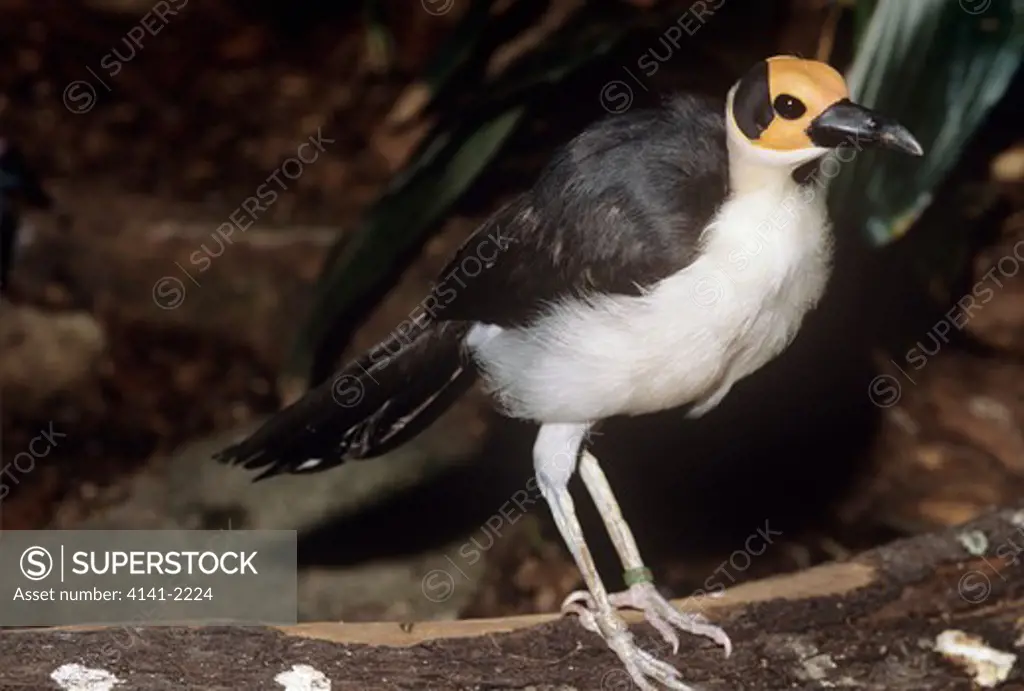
[{"x1": 807, "y1": 99, "x2": 923, "y2": 156}]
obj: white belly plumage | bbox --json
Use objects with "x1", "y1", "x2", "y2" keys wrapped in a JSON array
[{"x1": 467, "y1": 184, "x2": 834, "y2": 424}]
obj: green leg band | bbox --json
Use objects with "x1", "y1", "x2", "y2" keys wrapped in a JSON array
[{"x1": 623, "y1": 566, "x2": 654, "y2": 587}]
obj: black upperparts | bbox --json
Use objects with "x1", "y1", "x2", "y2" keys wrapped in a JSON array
[{"x1": 433, "y1": 94, "x2": 729, "y2": 328}]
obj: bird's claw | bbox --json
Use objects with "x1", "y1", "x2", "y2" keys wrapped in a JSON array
[
  {"x1": 610, "y1": 583, "x2": 733, "y2": 658},
  {"x1": 560, "y1": 589, "x2": 702, "y2": 691},
  {"x1": 560, "y1": 590, "x2": 601, "y2": 633}
]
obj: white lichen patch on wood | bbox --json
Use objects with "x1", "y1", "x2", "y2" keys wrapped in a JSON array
[
  {"x1": 800, "y1": 653, "x2": 838, "y2": 682},
  {"x1": 782, "y1": 638, "x2": 848, "y2": 687},
  {"x1": 50, "y1": 663, "x2": 123, "y2": 691},
  {"x1": 957, "y1": 530, "x2": 989, "y2": 556},
  {"x1": 274, "y1": 664, "x2": 331, "y2": 690},
  {"x1": 935, "y1": 629, "x2": 1017, "y2": 688}
]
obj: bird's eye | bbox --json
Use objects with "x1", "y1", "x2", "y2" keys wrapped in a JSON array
[{"x1": 773, "y1": 94, "x2": 806, "y2": 120}]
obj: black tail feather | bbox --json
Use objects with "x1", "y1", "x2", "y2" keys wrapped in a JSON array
[{"x1": 215, "y1": 321, "x2": 477, "y2": 479}]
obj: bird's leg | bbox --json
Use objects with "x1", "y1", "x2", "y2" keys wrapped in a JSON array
[
  {"x1": 534, "y1": 424, "x2": 694, "y2": 691},
  {"x1": 573, "y1": 449, "x2": 732, "y2": 657}
]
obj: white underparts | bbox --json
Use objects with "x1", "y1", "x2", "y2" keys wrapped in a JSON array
[{"x1": 467, "y1": 172, "x2": 833, "y2": 424}]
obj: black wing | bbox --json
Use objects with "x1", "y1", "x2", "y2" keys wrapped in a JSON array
[
  {"x1": 214, "y1": 321, "x2": 475, "y2": 478},
  {"x1": 432, "y1": 95, "x2": 729, "y2": 328}
]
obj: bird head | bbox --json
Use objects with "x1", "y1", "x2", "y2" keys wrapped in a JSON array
[{"x1": 726, "y1": 55, "x2": 922, "y2": 171}]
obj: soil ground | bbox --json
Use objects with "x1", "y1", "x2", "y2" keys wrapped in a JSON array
[{"x1": 5, "y1": 507, "x2": 1024, "y2": 690}]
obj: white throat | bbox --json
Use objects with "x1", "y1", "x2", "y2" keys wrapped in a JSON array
[{"x1": 723, "y1": 85, "x2": 828, "y2": 197}]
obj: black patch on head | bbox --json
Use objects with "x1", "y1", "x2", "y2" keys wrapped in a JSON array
[{"x1": 732, "y1": 60, "x2": 774, "y2": 140}]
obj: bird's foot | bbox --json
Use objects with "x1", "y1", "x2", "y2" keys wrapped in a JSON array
[
  {"x1": 608, "y1": 582, "x2": 732, "y2": 657},
  {"x1": 562, "y1": 589, "x2": 703, "y2": 691}
]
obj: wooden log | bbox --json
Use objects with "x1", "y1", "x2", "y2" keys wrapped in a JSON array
[{"x1": 3, "y1": 505, "x2": 1024, "y2": 690}]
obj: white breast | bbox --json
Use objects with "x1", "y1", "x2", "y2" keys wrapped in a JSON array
[{"x1": 469, "y1": 180, "x2": 834, "y2": 424}]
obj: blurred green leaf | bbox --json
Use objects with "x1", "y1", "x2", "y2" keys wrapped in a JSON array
[
  {"x1": 395, "y1": 0, "x2": 499, "y2": 122},
  {"x1": 831, "y1": 0, "x2": 1024, "y2": 245},
  {"x1": 290, "y1": 106, "x2": 526, "y2": 383}
]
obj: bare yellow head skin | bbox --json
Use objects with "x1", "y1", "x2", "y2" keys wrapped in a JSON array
[
  {"x1": 727, "y1": 55, "x2": 922, "y2": 166},
  {"x1": 755, "y1": 57, "x2": 849, "y2": 151}
]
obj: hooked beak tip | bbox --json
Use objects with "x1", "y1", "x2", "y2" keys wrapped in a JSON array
[{"x1": 890, "y1": 130, "x2": 924, "y2": 157}]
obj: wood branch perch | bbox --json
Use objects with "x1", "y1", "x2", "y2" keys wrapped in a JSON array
[{"x1": 4, "y1": 506, "x2": 1024, "y2": 690}]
